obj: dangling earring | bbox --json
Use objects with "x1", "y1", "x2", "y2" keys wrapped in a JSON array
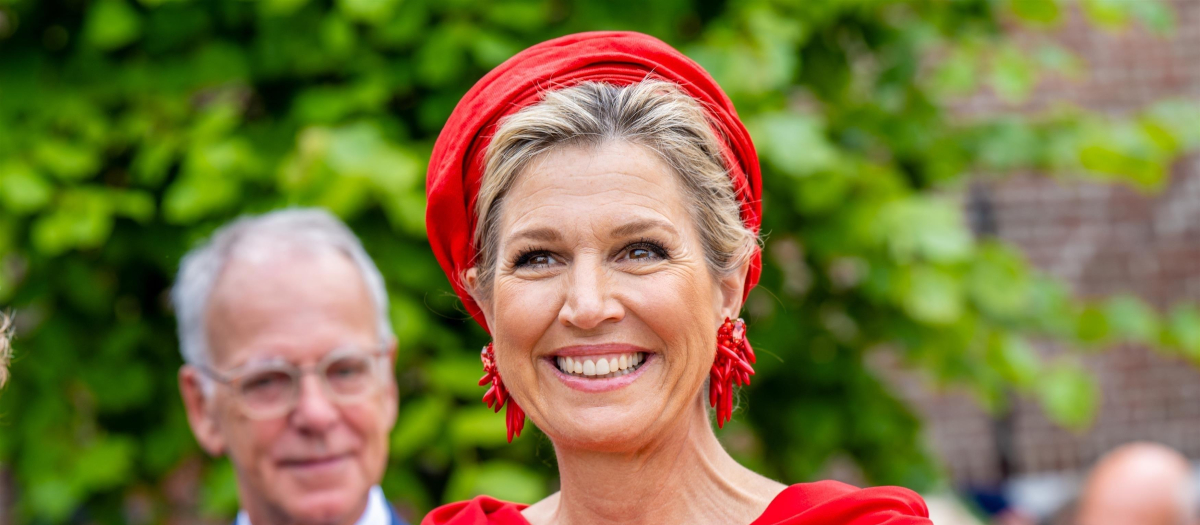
[
  {"x1": 710, "y1": 317, "x2": 756, "y2": 428},
  {"x1": 479, "y1": 342, "x2": 526, "y2": 442}
]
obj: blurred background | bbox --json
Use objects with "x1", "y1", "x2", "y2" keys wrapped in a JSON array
[{"x1": 0, "y1": 0, "x2": 1198, "y2": 523}]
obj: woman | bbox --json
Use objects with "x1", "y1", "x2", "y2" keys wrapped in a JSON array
[{"x1": 422, "y1": 31, "x2": 930, "y2": 525}]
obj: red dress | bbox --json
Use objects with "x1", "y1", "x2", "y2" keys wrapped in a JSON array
[{"x1": 421, "y1": 481, "x2": 931, "y2": 525}]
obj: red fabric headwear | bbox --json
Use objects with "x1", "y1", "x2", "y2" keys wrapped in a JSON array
[{"x1": 426, "y1": 31, "x2": 763, "y2": 332}]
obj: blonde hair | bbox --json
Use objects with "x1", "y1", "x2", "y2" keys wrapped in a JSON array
[
  {"x1": 471, "y1": 80, "x2": 757, "y2": 295},
  {"x1": 0, "y1": 311, "x2": 12, "y2": 389}
]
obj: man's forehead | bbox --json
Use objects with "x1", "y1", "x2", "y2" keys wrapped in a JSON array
[{"x1": 204, "y1": 247, "x2": 376, "y2": 365}]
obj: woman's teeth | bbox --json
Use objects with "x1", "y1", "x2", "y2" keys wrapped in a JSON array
[{"x1": 555, "y1": 353, "x2": 645, "y2": 379}]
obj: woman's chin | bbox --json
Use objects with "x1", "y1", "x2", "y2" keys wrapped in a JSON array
[{"x1": 540, "y1": 406, "x2": 663, "y2": 452}]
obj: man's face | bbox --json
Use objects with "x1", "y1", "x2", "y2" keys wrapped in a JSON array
[{"x1": 180, "y1": 248, "x2": 397, "y2": 525}]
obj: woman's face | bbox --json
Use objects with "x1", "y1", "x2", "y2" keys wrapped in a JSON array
[{"x1": 471, "y1": 141, "x2": 745, "y2": 451}]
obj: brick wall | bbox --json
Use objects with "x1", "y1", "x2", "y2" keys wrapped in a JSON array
[{"x1": 887, "y1": 0, "x2": 1200, "y2": 486}]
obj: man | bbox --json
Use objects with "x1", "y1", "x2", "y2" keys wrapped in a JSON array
[
  {"x1": 1075, "y1": 441, "x2": 1197, "y2": 525},
  {"x1": 174, "y1": 208, "x2": 406, "y2": 525}
]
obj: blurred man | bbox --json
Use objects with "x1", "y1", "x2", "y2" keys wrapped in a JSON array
[
  {"x1": 174, "y1": 209, "x2": 406, "y2": 525},
  {"x1": 0, "y1": 311, "x2": 12, "y2": 389},
  {"x1": 1075, "y1": 442, "x2": 1197, "y2": 525}
]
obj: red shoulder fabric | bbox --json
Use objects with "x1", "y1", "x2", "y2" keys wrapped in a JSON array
[
  {"x1": 422, "y1": 483, "x2": 930, "y2": 525},
  {"x1": 751, "y1": 481, "x2": 932, "y2": 525},
  {"x1": 420, "y1": 496, "x2": 530, "y2": 525},
  {"x1": 425, "y1": 31, "x2": 763, "y2": 332}
]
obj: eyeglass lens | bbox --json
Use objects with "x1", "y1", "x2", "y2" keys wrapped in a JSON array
[{"x1": 236, "y1": 354, "x2": 379, "y2": 415}]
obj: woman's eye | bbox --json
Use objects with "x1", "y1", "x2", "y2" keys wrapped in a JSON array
[
  {"x1": 622, "y1": 242, "x2": 667, "y2": 262},
  {"x1": 515, "y1": 251, "x2": 559, "y2": 268}
]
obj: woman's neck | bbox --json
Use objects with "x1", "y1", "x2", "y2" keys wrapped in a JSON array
[{"x1": 527, "y1": 399, "x2": 785, "y2": 525}]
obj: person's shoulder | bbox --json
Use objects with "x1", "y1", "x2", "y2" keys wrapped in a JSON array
[
  {"x1": 420, "y1": 496, "x2": 531, "y2": 525},
  {"x1": 751, "y1": 480, "x2": 932, "y2": 525}
]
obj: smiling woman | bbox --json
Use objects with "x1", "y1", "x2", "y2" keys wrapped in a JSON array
[{"x1": 422, "y1": 31, "x2": 931, "y2": 525}]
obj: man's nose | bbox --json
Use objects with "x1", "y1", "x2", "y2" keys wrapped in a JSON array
[{"x1": 290, "y1": 374, "x2": 339, "y2": 431}]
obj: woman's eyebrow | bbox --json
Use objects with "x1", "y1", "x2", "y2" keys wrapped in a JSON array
[
  {"x1": 508, "y1": 227, "x2": 562, "y2": 243},
  {"x1": 611, "y1": 218, "x2": 679, "y2": 238}
]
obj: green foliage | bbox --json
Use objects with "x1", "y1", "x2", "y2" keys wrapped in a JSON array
[{"x1": 0, "y1": 0, "x2": 1197, "y2": 523}]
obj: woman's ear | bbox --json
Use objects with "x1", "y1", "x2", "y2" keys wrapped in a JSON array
[
  {"x1": 718, "y1": 256, "x2": 753, "y2": 321},
  {"x1": 463, "y1": 267, "x2": 495, "y2": 329}
]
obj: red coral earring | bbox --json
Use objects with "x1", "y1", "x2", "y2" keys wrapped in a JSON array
[
  {"x1": 710, "y1": 317, "x2": 756, "y2": 428},
  {"x1": 480, "y1": 342, "x2": 526, "y2": 442}
]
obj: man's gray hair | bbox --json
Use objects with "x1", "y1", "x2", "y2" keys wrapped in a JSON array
[{"x1": 172, "y1": 208, "x2": 393, "y2": 368}]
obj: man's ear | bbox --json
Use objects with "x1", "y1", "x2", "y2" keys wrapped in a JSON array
[
  {"x1": 718, "y1": 257, "x2": 753, "y2": 322},
  {"x1": 462, "y1": 267, "x2": 495, "y2": 329},
  {"x1": 179, "y1": 366, "x2": 227, "y2": 457}
]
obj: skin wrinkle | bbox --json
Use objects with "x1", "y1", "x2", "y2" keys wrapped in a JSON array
[{"x1": 466, "y1": 143, "x2": 782, "y2": 525}]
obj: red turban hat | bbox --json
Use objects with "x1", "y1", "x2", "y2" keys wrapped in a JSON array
[{"x1": 426, "y1": 31, "x2": 763, "y2": 332}]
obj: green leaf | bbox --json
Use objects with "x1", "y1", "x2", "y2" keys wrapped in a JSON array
[
  {"x1": 1010, "y1": 0, "x2": 1061, "y2": 25},
  {"x1": 877, "y1": 197, "x2": 974, "y2": 264},
  {"x1": 83, "y1": 0, "x2": 143, "y2": 50},
  {"x1": 32, "y1": 139, "x2": 102, "y2": 181},
  {"x1": 320, "y1": 13, "x2": 357, "y2": 55},
  {"x1": 469, "y1": 31, "x2": 520, "y2": 68},
  {"x1": 200, "y1": 459, "x2": 240, "y2": 518},
  {"x1": 1078, "y1": 119, "x2": 1174, "y2": 190},
  {"x1": 1036, "y1": 45, "x2": 1085, "y2": 81},
  {"x1": 74, "y1": 435, "x2": 136, "y2": 489},
  {"x1": 747, "y1": 112, "x2": 840, "y2": 178},
  {"x1": 1130, "y1": 0, "x2": 1176, "y2": 35},
  {"x1": 987, "y1": 334, "x2": 1041, "y2": 388},
  {"x1": 1104, "y1": 295, "x2": 1159, "y2": 344},
  {"x1": 1074, "y1": 305, "x2": 1110, "y2": 346},
  {"x1": 473, "y1": 461, "x2": 547, "y2": 504},
  {"x1": 967, "y1": 244, "x2": 1030, "y2": 318},
  {"x1": 163, "y1": 172, "x2": 240, "y2": 224},
  {"x1": 990, "y1": 45, "x2": 1037, "y2": 104},
  {"x1": 326, "y1": 122, "x2": 421, "y2": 193},
  {"x1": 27, "y1": 477, "x2": 79, "y2": 522},
  {"x1": 1166, "y1": 305, "x2": 1200, "y2": 359},
  {"x1": 426, "y1": 356, "x2": 490, "y2": 400},
  {"x1": 1037, "y1": 362, "x2": 1099, "y2": 429},
  {"x1": 30, "y1": 188, "x2": 115, "y2": 255},
  {"x1": 1082, "y1": 0, "x2": 1132, "y2": 29},
  {"x1": 390, "y1": 396, "x2": 449, "y2": 460},
  {"x1": 259, "y1": 0, "x2": 311, "y2": 15},
  {"x1": 337, "y1": 0, "x2": 402, "y2": 22},
  {"x1": 896, "y1": 265, "x2": 964, "y2": 325},
  {"x1": 0, "y1": 160, "x2": 54, "y2": 214},
  {"x1": 443, "y1": 461, "x2": 547, "y2": 504},
  {"x1": 448, "y1": 406, "x2": 509, "y2": 448},
  {"x1": 132, "y1": 135, "x2": 182, "y2": 187},
  {"x1": 390, "y1": 294, "x2": 430, "y2": 347},
  {"x1": 110, "y1": 189, "x2": 156, "y2": 223},
  {"x1": 416, "y1": 27, "x2": 467, "y2": 87},
  {"x1": 930, "y1": 46, "x2": 980, "y2": 96},
  {"x1": 484, "y1": 0, "x2": 550, "y2": 31}
]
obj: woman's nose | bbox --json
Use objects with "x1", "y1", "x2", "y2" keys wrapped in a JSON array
[{"x1": 558, "y1": 256, "x2": 625, "y2": 330}]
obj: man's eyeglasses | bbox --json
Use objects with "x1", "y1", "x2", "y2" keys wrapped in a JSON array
[{"x1": 199, "y1": 345, "x2": 391, "y2": 420}]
